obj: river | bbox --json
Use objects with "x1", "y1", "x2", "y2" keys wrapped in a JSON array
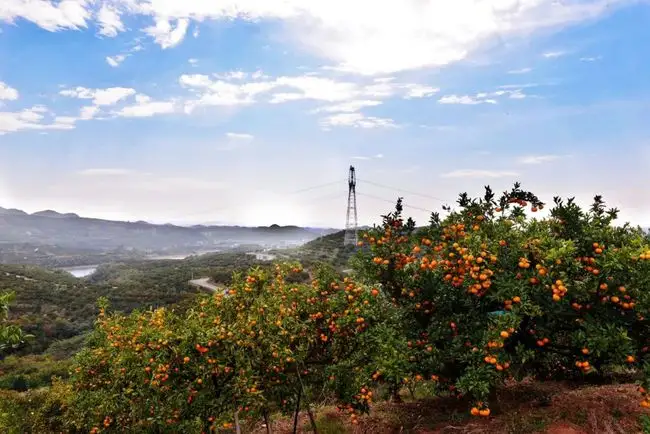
[
  {"x1": 59, "y1": 249, "x2": 279, "y2": 278},
  {"x1": 61, "y1": 265, "x2": 99, "y2": 278},
  {"x1": 59, "y1": 251, "x2": 222, "y2": 278}
]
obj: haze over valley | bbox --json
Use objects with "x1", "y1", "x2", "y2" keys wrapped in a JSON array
[{"x1": 0, "y1": 205, "x2": 337, "y2": 268}]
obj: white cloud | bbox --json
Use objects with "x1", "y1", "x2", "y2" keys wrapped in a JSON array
[
  {"x1": 53, "y1": 116, "x2": 78, "y2": 126},
  {"x1": 17, "y1": 109, "x2": 45, "y2": 122},
  {"x1": 135, "y1": 94, "x2": 151, "y2": 103},
  {"x1": 179, "y1": 74, "x2": 213, "y2": 88},
  {"x1": 0, "y1": 0, "x2": 91, "y2": 32},
  {"x1": 144, "y1": 17, "x2": 190, "y2": 49},
  {"x1": 402, "y1": 84, "x2": 440, "y2": 99},
  {"x1": 188, "y1": 58, "x2": 199, "y2": 65},
  {"x1": 216, "y1": 71, "x2": 248, "y2": 80},
  {"x1": 49, "y1": 105, "x2": 100, "y2": 128},
  {"x1": 106, "y1": 54, "x2": 127, "y2": 67},
  {"x1": 96, "y1": 5, "x2": 124, "y2": 37},
  {"x1": 498, "y1": 83, "x2": 541, "y2": 89},
  {"x1": 320, "y1": 112, "x2": 397, "y2": 130},
  {"x1": 78, "y1": 168, "x2": 134, "y2": 176},
  {"x1": 439, "y1": 95, "x2": 497, "y2": 105},
  {"x1": 439, "y1": 88, "x2": 528, "y2": 105},
  {"x1": 272, "y1": 76, "x2": 360, "y2": 103},
  {"x1": 226, "y1": 132, "x2": 254, "y2": 140},
  {"x1": 314, "y1": 100, "x2": 382, "y2": 113},
  {"x1": 181, "y1": 71, "x2": 436, "y2": 112},
  {"x1": 543, "y1": 50, "x2": 567, "y2": 58},
  {"x1": 59, "y1": 86, "x2": 136, "y2": 106},
  {"x1": 440, "y1": 169, "x2": 520, "y2": 178},
  {"x1": 79, "y1": 105, "x2": 100, "y2": 120},
  {"x1": 0, "y1": 82, "x2": 19, "y2": 100},
  {"x1": 181, "y1": 77, "x2": 277, "y2": 111},
  {"x1": 115, "y1": 99, "x2": 177, "y2": 118},
  {"x1": 517, "y1": 154, "x2": 563, "y2": 165},
  {"x1": 0, "y1": 106, "x2": 75, "y2": 135},
  {"x1": 352, "y1": 153, "x2": 384, "y2": 160},
  {"x1": 508, "y1": 90, "x2": 527, "y2": 99},
  {"x1": 0, "y1": 1, "x2": 633, "y2": 75},
  {"x1": 179, "y1": 71, "x2": 437, "y2": 128},
  {"x1": 93, "y1": 87, "x2": 135, "y2": 105},
  {"x1": 60, "y1": 87, "x2": 93, "y2": 98},
  {"x1": 508, "y1": 67, "x2": 532, "y2": 74},
  {"x1": 580, "y1": 56, "x2": 602, "y2": 62}
]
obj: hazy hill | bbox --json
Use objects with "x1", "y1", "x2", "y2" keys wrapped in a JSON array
[
  {"x1": 0, "y1": 207, "x2": 339, "y2": 256},
  {"x1": 267, "y1": 229, "x2": 360, "y2": 269}
]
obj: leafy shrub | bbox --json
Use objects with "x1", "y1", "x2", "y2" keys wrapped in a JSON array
[
  {"x1": 353, "y1": 184, "x2": 650, "y2": 416},
  {"x1": 1, "y1": 292, "x2": 30, "y2": 356},
  {"x1": 9, "y1": 183, "x2": 650, "y2": 432},
  {"x1": 51, "y1": 263, "x2": 390, "y2": 432}
]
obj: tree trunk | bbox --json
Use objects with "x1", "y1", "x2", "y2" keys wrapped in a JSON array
[
  {"x1": 234, "y1": 410, "x2": 241, "y2": 434},
  {"x1": 264, "y1": 410, "x2": 273, "y2": 434},
  {"x1": 293, "y1": 388, "x2": 303, "y2": 434},
  {"x1": 391, "y1": 385, "x2": 403, "y2": 403},
  {"x1": 306, "y1": 405, "x2": 318, "y2": 434},
  {"x1": 296, "y1": 369, "x2": 318, "y2": 434}
]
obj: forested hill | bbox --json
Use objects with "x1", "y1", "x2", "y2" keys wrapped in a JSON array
[{"x1": 0, "y1": 206, "x2": 338, "y2": 252}]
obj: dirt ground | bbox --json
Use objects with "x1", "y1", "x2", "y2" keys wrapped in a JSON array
[{"x1": 249, "y1": 380, "x2": 650, "y2": 434}]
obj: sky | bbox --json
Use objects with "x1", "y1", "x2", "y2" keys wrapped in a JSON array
[{"x1": 1, "y1": 0, "x2": 650, "y2": 228}]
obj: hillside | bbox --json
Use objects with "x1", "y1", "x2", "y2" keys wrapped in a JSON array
[
  {"x1": 0, "y1": 206, "x2": 339, "y2": 266},
  {"x1": 0, "y1": 248, "x2": 283, "y2": 360},
  {"x1": 3, "y1": 187, "x2": 650, "y2": 433},
  {"x1": 0, "y1": 263, "x2": 203, "y2": 357},
  {"x1": 269, "y1": 230, "x2": 359, "y2": 269}
]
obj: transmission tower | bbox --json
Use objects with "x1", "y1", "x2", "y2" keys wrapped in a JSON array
[{"x1": 344, "y1": 165, "x2": 358, "y2": 246}]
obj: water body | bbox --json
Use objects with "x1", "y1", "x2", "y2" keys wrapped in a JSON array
[
  {"x1": 62, "y1": 265, "x2": 99, "y2": 278},
  {"x1": 60, "y1": 252, "x2": 211, "y2": 278},
  {"x1": 60, "y1": 249, "x2": 273, "y2": 278}
]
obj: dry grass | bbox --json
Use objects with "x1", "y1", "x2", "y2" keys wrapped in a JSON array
[{"x1": 248, "y1": 381, "x2": 650, "y2": 434}]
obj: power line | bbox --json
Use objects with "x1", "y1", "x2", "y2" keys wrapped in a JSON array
[
  {"x1": 176, "y1": 189, "x2": 345, "y2": 220},
  {"x1": 357, "y1": 178, "x2": 449, "y2": 203},
  {"x1": 286, "y1": 180, "x2": 346, "y2": 195},
  {"x1": 357, "y1": 192, "x2": 435, "y2": 214},
  {"x1": 167, "y1": 174, "x2": 446, "y2": 223},
  {"x1": 175, "y1": 179, "x2": 347, "y2": 219}
]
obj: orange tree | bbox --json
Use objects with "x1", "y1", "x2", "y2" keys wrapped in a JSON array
[
  {"x1": 52, "y1": 262, "x2": 395, "y2": 432},
  {"x1": 1, "y1": 292, "x2": 31, "y2": 357},
  {"x1": 352, "y1": 183, "x2": 650, "y2": 415}
]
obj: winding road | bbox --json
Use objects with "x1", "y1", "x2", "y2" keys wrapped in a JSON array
[{"x1": 188, "y1": 277, "x2": 222, "y2": 293}]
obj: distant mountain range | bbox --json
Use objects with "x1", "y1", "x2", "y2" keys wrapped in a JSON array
[{"x1": 0, "y1": 206, "x2": 340, "y2": 254}]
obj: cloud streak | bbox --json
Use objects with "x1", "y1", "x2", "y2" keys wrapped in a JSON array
[
  {"x1": 440, "y1": 169, "x2": 520, "y2": 179},
  {"x1": 0, "y1": 0, "x2": 634, "y2": 75}
]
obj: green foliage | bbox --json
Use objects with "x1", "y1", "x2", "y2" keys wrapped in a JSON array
[
  {"x1": 0, "y1": 355, "x2": 73, "y2": 390},
  {"x1": 3, "y1": 184, "x2": 650, "y2": 432},
  {"x1": 279, "y1": 230, "x2": 357, "y2": 270},
  {"x1": 353, "y1": 185, "x2": 650, "y2": 414},
  {"x1": 43, "y1": 263, "x2": 389, "y2": 432},
  {"x1": 1, "y1": 292, "x2": 30, "y2": 355}
]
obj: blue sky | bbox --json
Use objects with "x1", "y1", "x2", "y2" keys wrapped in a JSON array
[{"x1": 1, "y1": 0, "x2": 650, "y2": 228}]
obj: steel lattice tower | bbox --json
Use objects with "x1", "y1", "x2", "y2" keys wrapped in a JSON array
[{"x1": 344, "y1": 165, "x2": 358, "y2": 246}]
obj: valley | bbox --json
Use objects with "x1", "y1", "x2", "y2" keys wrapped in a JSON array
[
  {"x1": 0, "y1": 206, "x2": 337, "y2": 268},
  {"x1": 2, "y1": 189, "x2": 650, "y2": 433}
]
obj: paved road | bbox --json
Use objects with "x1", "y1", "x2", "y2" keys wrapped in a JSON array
[{"x1": 188, "y1": 277, "x2": 222, "y2": 293}]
